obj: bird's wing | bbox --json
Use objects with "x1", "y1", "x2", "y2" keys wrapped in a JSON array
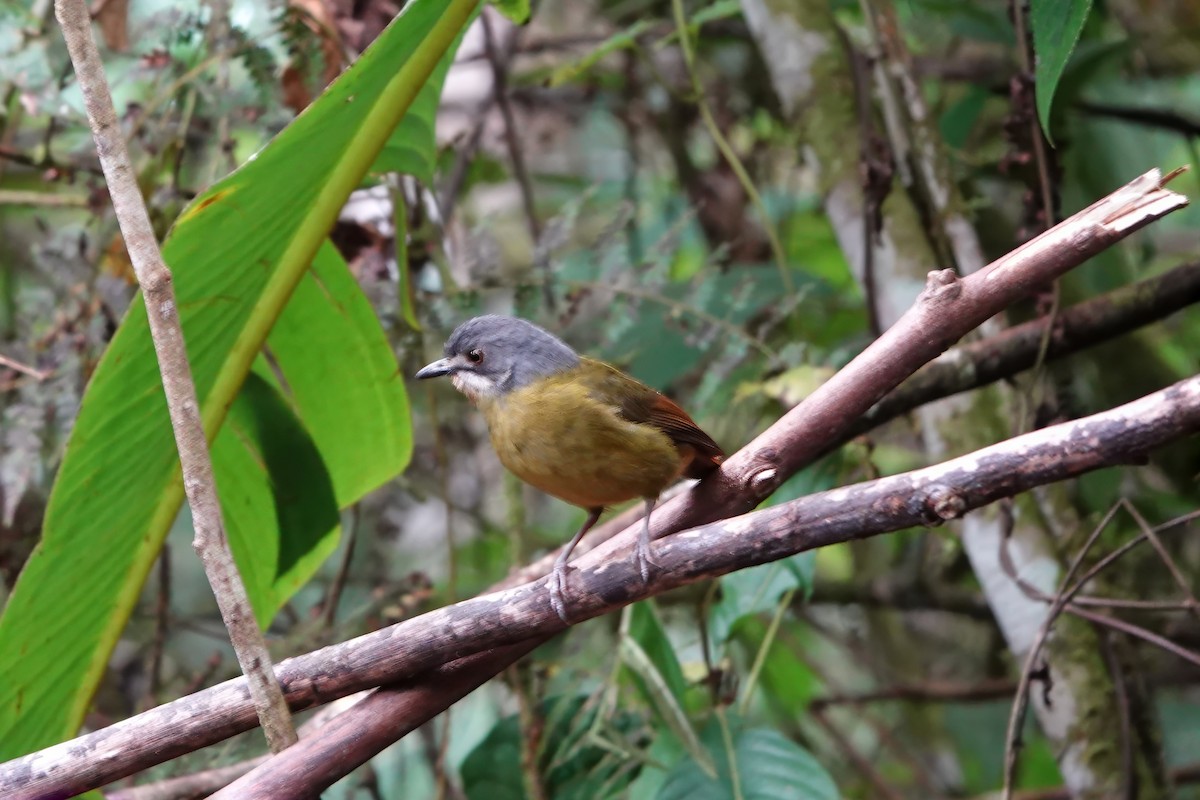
[{"x1": 581, "y1": 358, "x2": 725, "y2": 477}]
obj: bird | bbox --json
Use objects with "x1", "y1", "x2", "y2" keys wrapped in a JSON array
[{"x1": 415, "y1": 314, "x2": 724, "y2": 622}]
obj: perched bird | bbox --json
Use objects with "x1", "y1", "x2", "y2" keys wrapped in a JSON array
[{"x1": 416, "y1": 315, "x2": 724, "y2": 621}]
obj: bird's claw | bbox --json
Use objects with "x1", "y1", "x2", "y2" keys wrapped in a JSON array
[
  {"x1": 633, "y1": 537, "x2": 662, "y2": 584},
  {"x1": 548, "y1": 565, "x2": 573, "y2": 624}
]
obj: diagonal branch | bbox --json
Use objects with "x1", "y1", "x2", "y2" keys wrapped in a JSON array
[
  {"x1": 9, "y1": 376, "x2": 1200, "y2": 799},
  {"x1": 0, "y1": 168, "x2": 1189, "y2": 798},
  {"x1": 53, "y1": 0, "x2": 296, "y2": 752}
]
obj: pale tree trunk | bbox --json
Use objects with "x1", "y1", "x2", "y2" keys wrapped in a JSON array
[{"x1": 739, "y1": 0, "x2": 1168, "y2": 796}]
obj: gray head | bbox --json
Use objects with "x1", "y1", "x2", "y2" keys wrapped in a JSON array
[{"x1": 414, "y1": 315, "x2": 580, "y2": 401}]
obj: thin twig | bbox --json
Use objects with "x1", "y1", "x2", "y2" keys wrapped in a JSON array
[
  {"x1": 322, "y1": 504, "x2": 361, "y2": 632},
  {"x1": 1123, "y1": 501, "x2": 1200, "y2": 622},
  {"x1": 142, "y1": 546, "x2": 171, "y2": 712},
  {"x1": 1000, "y1": 499, "x2": 1121, "y2": 799},
  {"x1": 0, "y1": 353, "x2": 50, "y2": 381},
  {"x1": 810, "y1": 707, "x2": 905, "y2": 800},
  {"x1": 54, "y1": 0, "x2": 296, "y2": 752},
  {"x1": 480, "y1": 11, "x2": 552, "y2": 310}
]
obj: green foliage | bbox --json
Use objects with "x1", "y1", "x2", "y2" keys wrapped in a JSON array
[
  {"x1": 656, "y1": 721, "x2": 837, "y2": 800},
  {"x1": 0, "y1": 0, "x2": 475, "y2": 759},
  {"x1": 371, "y1": 6, "x2": 479, "y2": 182},
  {"x1": 2, "y1": 0, "x2": 1200, "y2": 794},
  {"x1": 490, "y1": 0, "x2": 531, "y2": 25},
  {"x1": 1030, "y1": 0, "x2": 1095, "y2": 142},
  {"x1": 707, "y1": 557, "x2": 812, "y2": 651},
  {"x1": 461, "y1": 695, "x2": 640, "y2": 800}
]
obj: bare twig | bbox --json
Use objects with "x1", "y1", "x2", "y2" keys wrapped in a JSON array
[
  {"x1": 810, "y1": 679, "x2": 1016, "y2": 710},
  {"x1": 143, "y1": 546, "x2": 171, "y2": 711},
  {"x1": 0, "y1": 353, "x2": 50, "y2": 381},
  {"x1": 810, "y1": 707, "x2": 905, "y2": 800},
  {"x1": 999, "y1": 500, "x2": 1117, "y2": 800},
  {"x1": 207, "y1": 643, "x2": 538, "y2": 800},
  {"x1": 850, "y1": 260, "x2": 1200, "y2": 441},
  {"x1": 1124, "y1": 501, "x2": 1200, "y2": 622},
  {"x1": 8, "y1": 372, "x2": 1200, "y2": 798},
  {"x1": 54, "y1": 0, "x2": 296, "y2": 752},
  {"x1": 479, "y1": 11, "x2": 552, "y2": 309},
  {"x1": 322, "y1": 505, "x2": 361, "y2": 631}
]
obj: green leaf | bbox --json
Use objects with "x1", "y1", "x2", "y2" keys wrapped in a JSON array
[
  {"x1": 707, "y1": 555, "x2": 812, "y2": 651},
  {"x1": 215, "y1": 369, "x2": 340, "y2": 622},
  {"x1": 266, "y1": 242, "x2": 412, "y2": 507},
  {"x1": 391, "y1": 185, "x2": 422, "y2": 332},
  {"x1": 1030, "y1": 0, "x2": 1094, "y2": 143},
  {"x1": 0, "y1": 0, "x2": 477, "y2": 760},
  {"x1": 370, "y1": 6, "x2": 477, "y2": 182},
  {"x1": 657, "y1": 723, "x2": 837, "y2": 800},
  {"x1": 489, "y1": 0, "x2": 530, "y2": 25},
  {"x1": 628, "y1": 601, "x2": 688, "y2": 705},
  {"x1": 621, "y1": 634, "x2": 716, "y2": 780},
  {"x1": 462, "y1": 695, "x2": 638, "y2": 800}
]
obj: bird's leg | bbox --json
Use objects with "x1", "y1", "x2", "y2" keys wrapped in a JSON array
[
  {"x1": 548, "y1": 507, "x2": 603, "y2": 624},
  {"x1": 633, "y1": 496, "x2": 662, "y2": 584}
]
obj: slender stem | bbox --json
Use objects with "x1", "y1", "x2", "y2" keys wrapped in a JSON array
[
  {"x1": 670, "y1": 0, "x2": 793, "y2": 295},
  {"x1": 53, "y1": 0, "x2": 296, "y2": 752}
]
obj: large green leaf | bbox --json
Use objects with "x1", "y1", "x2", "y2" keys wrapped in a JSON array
[
  {"x1": 657, "y1": 725, "x2": 837, "y2": 800},
  {"x1": 1030, "y1": 0, "x2": 1094, "y2": 143},
  {"x1": 267, "y1": 242, "x2": 412, "y2": 507},
  {"x1": 370, "y1": 6, "x2": 477, "y2": 183},
  {"x1": 0, "y1": 0, "x2": 478, "y2": 760},
  {"x1": 216, "y1": 368, "x2": 340, "y2": 621}
]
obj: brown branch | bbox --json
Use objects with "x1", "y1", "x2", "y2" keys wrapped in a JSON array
[
  {"x1": 480, "y1": 10, "x2": 551, "y2": 310},
  {"x1": 807, "y1": 577, "x2": 992, "y2": 618},
  {"x1": 8, "y1": 371, "x2": 1200, "y2": 799},
  {"x1": 1, "y1": 169, "x2": 1188, "y2": 797},
  {"x1": 499, "y1": 167, "x2": 1190, "y2": 586},
  {"x1": 0, "y1": 353, "x2": 51, "y2": 381},
  {"x1": 810, "y1": 707, "x2": 905, "y2": 800},
  {"x1": 106, "y1": 758, "x2": 266, "y2": 800},
  {"x1": 54, "y1": 0, "x2": 296, "y2": 752},
  {"x1": 207, "y1": 643, "x2": 538, "y2": 800},
  {"x1": 810, "y1": 679, "x2": 1016, "y2": 711},
  {"x1": 852, "y1": 260, "x2": 1200, "y2": 438}
]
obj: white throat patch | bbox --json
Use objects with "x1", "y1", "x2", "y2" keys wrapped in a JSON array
[{"x1": 451, "y1": 371, "x2": 500, "y2": 403}]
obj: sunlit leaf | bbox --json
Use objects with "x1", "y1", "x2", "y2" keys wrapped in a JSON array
[{"x1": 0, "y1": 0, "x2": 477, "y2": 760}]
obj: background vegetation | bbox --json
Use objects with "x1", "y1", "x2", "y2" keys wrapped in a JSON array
[{"x1": 1, "y1": 0, "x2": 1199, "y2": 797}]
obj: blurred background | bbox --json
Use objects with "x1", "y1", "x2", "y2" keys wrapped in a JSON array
[{"x1": 2, "y1": 0, "x2": 1200, "y2": 797}]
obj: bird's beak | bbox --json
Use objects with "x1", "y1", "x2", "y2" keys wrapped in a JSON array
[{"x1": 415, "y1": 358, "x2": 455, "y2": 380}]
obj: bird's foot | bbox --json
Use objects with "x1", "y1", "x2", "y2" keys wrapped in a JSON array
[
  {"x1": 633, "y1": 536, "x2": 662, "y2": 584},
  {"x1": 548, "y1": 564, "x2": 573, "y2": 624}
]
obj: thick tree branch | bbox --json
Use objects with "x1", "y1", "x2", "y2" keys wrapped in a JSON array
[
  {"x1": 0, "y1": 169, "x2": 1187, "y2": 797},
  {"x1": 501, "y1": 167, "x2": 1190, "y2": 587},
  {"x1": 851, "y1": 259, "x2": 1200, "y2": 440},
  {"x1": 208, "y1": 642, "x2": 538, "y2": 799},
  {"x1": 53, "y1": 0, "x2": 296, "y2": 752},
  {"x1": 7, "y1": 373, "x2": 1200, "y2": 799}
]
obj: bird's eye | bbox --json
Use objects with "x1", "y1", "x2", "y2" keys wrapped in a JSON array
[{"x1": 466, "y1": 349, "x2": 484, "y2": 364}]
